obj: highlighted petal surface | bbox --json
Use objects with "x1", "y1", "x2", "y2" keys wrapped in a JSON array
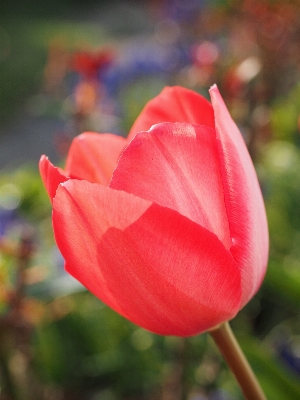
[
  {"x1": 128, "y1": 86, "x2": 215, "y2": 140},
  {"x1": 111, "y1": 123, "x2": 231, "y2": 249},
  {"x1": 65, "y1": 132, "x2": 127, "y2": 185},
  {"x1": 209, "y1": 85, "x2": 269, "y2": 306},
  {"x1": 53, "y1": 180, "x2": 241, "y2": 336}
]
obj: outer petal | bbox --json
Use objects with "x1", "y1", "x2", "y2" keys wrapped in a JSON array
[
  {"x1": 128, "y1": 86, "x2": 215, "y2": 140},
  {"x1": 111, "y1": 122, "x2": 231, "y2": 249},
  {"x1": 65, "y1": 132, "x2": 128, "y2": 185},
  {"x1": 53, "y1": 180, "x2": 242, "y2": 336},
  {"x1": 39, "y1": 155, "x2": 69, "y2": 202},
  {"x1": 209, "y1": 85, "x2": 269, "y2": 307}
]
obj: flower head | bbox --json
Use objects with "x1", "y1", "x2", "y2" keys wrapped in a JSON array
[
  {"x1": 40, "y1": 86, "x2": 269, "y2": 336},
  {"x1": 71, "y1": 48, "x2": 114, "y2": 79}
]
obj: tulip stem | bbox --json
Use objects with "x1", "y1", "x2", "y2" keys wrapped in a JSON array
[{"x1": 210, "y1": 322, "x2": 266, "y2": 400}]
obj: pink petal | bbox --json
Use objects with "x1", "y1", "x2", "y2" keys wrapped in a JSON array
[
  {"x1": 65, "y1": 132, "x2": 128, "y2": 185},
  {"x1": 111, "y1": 122, "x2": 231, "y2": 249},
  {"x1": 209, "y1": 85, "x2": 269, "y2": 307},
  {"x1": 128, "y1": 86, "x2": 215, "y2": 140},
  {"x1": 39, "y1": 155, "x2": 69, "y2": 202},
  {"x1": 53, "y1": 179, "x2": 241, "y2": 336}
]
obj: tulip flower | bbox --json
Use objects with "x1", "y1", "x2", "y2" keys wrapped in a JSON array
[{"x1": 39, "y1": 85, "x2": 268, "y2": 337}]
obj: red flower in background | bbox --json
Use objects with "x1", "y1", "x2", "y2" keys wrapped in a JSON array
[
  {"x1": 71, "y1": 48, "x2": 114, "y2": 79},
  {"x1": 39, "y1": 86, "x2": 268, "y2": 336}
]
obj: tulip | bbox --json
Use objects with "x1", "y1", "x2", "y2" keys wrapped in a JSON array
[{"x1": 39, "y1": 85, "x2": 268, "y2": 337}]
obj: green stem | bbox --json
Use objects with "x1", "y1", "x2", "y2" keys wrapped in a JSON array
[{"x1": 210, "y1": 322, "x2": 267, "y2": 400}]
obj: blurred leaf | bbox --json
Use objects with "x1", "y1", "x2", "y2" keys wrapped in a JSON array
[
  {"x1": 265, "y1": 260, "x2": 300, "y2": 307},
  {"x1": 237, "y1": 334, "x2": 300, "y2": 400},
  {"x1": 271, "y1": 83, "x2": 300, "y2": 142},
  {"x1": 34, "y1": 322, "x2": 67, "y2": 384},
  {"x1": 119, "y1": 77, "x2": 167, "y2": 134},
  {"x1": 25, "y1": 20, "x2": 107, "y2": 49}
]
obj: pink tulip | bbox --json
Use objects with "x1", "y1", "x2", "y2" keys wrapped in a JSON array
[{"x1": 39, "y1": 85, "x2": 268, "y2": 336}]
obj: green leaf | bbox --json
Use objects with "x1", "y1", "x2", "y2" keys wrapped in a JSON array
[{"x1": 237, "y1": 334, "x2": 300, "y2": 400}]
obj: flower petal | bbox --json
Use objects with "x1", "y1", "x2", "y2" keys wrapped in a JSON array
[
  {"x1": 209, "y1": 85, "x2": 269, "y2": 306},
  {"x1": 39, "y1": 155, "x2": 69, "y2": 202},
  {"x1": 65, "y1": 132, "x2": 128, "y2": 185},
  {"x1": 53, "y1": 179, "x2": 241, "y2": 336},
  {"x1": 111, "y1": 122, "x2": 231, "y2": 249},
  {"x1": 128, "y1": 86, "x2": 215, "y2": 140}
]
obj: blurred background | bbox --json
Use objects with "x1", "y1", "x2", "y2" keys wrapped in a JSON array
[{"x1": 0, "y1": 0, "x2": 300, "y2": 399}]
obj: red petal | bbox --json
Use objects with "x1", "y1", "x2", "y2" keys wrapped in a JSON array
[
  {"x1": 53, "y1": 180, "x2": 241, "y2": 336},
  {"x1": 111, "y1": 122, "x2": 231, "y2": 249},
  {"x1": 128, "y1": 86, "x2": 215, "y2": 140},
  {"x1": 65, "y1": 132, "x2": 128, "y2": 185},
  {"x1": 39, "y1": 155, "x2": 69, "y2": 202},
  {"x1": 209, "y1": 85, "x2": 269, "y2": 307}
]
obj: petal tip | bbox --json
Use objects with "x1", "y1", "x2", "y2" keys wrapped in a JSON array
[
  {"x1": 209, "y1": 83, "x2": 219, "y2": 96},
  {"x1": 39, "y1": 154, "x2": 48, "y2": 165}
]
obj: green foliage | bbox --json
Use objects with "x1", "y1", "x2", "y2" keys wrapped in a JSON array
[
  {"x1": 271, "y1": 84, "x2": 300, "y2": 143},
  {"x1": 32, "y1": 293, "x2": 165, "y2": 397},
  {"x1": 118, "y1": 77, "x2": 167, "y2": 135},
  {"x1": 0, "y1": 166, "x2": 50, "y2": 221},
  {"x1": 0, "y1": 16, "x2": 107, "y2": 124},
  {"x1": 261, "y1": 141, "x2": 300, "y2": 276},
  {"x1": 238, "y1": 335, "x2": 300, "y2": 400}
]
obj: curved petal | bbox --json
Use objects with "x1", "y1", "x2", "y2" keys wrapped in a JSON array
[
  {"x1": 39, "y1": 155, "x2": 69, "y2": 202},
  {"x1": 65, "y1": 132, "x2": 128, "y2": 185},
  {"x1": 111, "y1": 122, "x2": 231, "y2": 249},
  {"x1": 53, "y1": 179, "x2": 241, "y2": 336},
  {"x1": 128, "y1": 86, "x2": 215, "y2": 140},
  {"x1": 209, "y1": 85, "x2": 269, "y2": 307}
]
